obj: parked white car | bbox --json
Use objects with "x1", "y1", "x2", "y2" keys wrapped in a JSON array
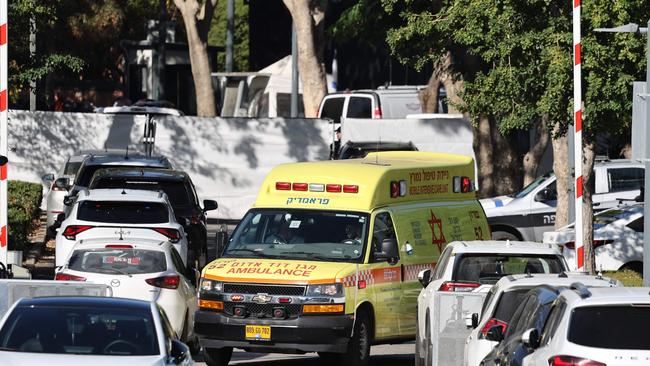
[
  {"x1": 482, "y1": 161, "x2": 643, "y2": 242},
  {"x1": 54, "y1": 238, "x2": 198, "y2": 348},
  {"x1": 463, "y1": 272, "x2": 620, "y2": 366},
  {"x1": 415, "y1": 240, "x2": 568, "y2": 366},
  {"x1": 0, "y1": 296, "x2": 193, "y2": 365},
  {"x1": 543, "y1": 203, "x2": 643, "y2": 272},
  {"x1": 42, "y1": 152, "x2": 88, "y2": 238},
  {"x1": 522, "y1": 287, "x2": 650, "y2": 366},
  {"x1": 55, "y1": 189, "x2": 188, "y2": 267}
]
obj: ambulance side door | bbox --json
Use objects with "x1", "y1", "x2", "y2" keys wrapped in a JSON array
[{"x1": 368, "y1": 210, "x2": 403, "y2": 340}]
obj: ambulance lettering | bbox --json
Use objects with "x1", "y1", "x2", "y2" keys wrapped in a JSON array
[{"x1": 286, "y1": 197, "x2": 330, "y2": 205}]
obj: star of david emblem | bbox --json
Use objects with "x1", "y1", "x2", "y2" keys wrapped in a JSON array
[{"x1": 427, "y1": 210, "x2": 446, "y2": 253}]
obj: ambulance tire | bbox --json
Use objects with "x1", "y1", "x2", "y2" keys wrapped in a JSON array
[
  {"x1": 344, "y1": 310, "x2": 371, "y2": 366},
  {"x1": 203, "y1": 347, "x2": 233, "y2": 366}
]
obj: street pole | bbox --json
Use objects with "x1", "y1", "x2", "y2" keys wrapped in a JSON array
[
  {"x1": 225, "y1": 0, "x2": 234, "y2": 72},
  {"x1": 640, "y1": 19, "x2": 650, "y2": 286},
  {"x1": 573, "y1": 0, "x2": 584, "y2": 271},
  {"x1": 290, "y1": 23, "x2": 299, "y2": 118},
  {"x1": 0, "y1": 1, "x2": 8, "y2": 267},
  {"x1": 29, "y1": 15, "x2": 35, "y2": 111}
]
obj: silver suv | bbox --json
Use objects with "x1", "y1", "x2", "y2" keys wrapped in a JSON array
[{"x1": 481, "y1": 160, "x2": 644, "y2": 242}]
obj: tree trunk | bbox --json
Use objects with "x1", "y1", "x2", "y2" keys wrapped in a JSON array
[
  {"x1": 283, "y1": 0, "x2": 328, "y2": 117},
  {"x1": 419, "y1": 74, "x2": 441, "y2": 113},
  {"x1": 174, "y1": 0, "x2": 219, "y2": 117},
  {"x1": 491, "y1": 121, "x2": 520, "y2": 195},
  {"x1": 476, "y1": 115, "x2": 495, "y2": 198},
  {"x1": 582, "y1": 140, "x2": 596, "y2": 274},
  {"x1": 522, "y1": 118, "x2": 550, "y2": 186},
  {"x1": 552, "y1": 125, "x2": 570, "y2": 229}
]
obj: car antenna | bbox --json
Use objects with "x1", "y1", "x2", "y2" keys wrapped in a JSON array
[
  {"x1": 125, "y1": 146, "x2": 129, "y2": 159},
  {"x1": 121, "y1": 188, "x2": 127, "y2": 195}
]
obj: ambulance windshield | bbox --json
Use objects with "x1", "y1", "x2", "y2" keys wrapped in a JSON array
[{"x1": 224, "y1": 209, "x2": 369, "y2": 262}]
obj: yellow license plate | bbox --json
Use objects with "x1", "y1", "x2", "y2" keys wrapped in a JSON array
[{"x1": 245, "y1": 325, "x2": 271, "y2": 341}]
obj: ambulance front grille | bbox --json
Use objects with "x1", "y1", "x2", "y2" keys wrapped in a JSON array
[
  {"x1": 224, "y1": 302, "x2": 303, "y2": 319},
  {"x1": 223, "y1": 283, "x2": 306, "y2": 296}
]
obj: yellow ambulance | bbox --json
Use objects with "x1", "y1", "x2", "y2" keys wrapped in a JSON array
[{"x1": 194, "y1": 151, "x2": 489, "y2": 366}]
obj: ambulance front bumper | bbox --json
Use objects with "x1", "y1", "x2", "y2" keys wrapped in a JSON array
[{"x1": 194, "y1": 310, "x2": 354, "y2": 353}]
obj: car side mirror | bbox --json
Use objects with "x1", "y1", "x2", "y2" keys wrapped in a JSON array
[
  {"x1": 54, "y1": 177, "x2": 71, "y2": 190},
  {"x1": 418, "y1": 269, "x2": 431, "y2": 288},
  {"x1": 374, "y1": 238, "x2": 399, "y2": 264},
  {"x1": 485, "y1": 325, "x2": 504, "y2": 342},
  {"x1": 56, "y1": 213, "x2": 66, "y2": 223},
  {"x1": 42, "y1": 173, "x2": 55, "y2": 184},
  {"x1": 176, "y1": 217, "x2": 188, "y2": 227},
  {"x1": 63, "y1": 195, "x2": 74, "y2": 206},
  {"x1": 522, "y1": 328, "x2": 540, "y2": 350},
  {"x1": 466, "y1": 313, "x2": 479, "y2": 329},
  {"x1": 169, "y1": 339, "x2": 189, "y2": 365},
  {"x1": 203, "y1": 199, "x2": 218, "y2": 212},
  {"x1": 535, "y1": 188, "x2": 556, "y2": 202}
]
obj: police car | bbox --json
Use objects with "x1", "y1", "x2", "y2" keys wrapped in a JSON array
[{"x1": 481, "y1": 160, "x2": 643, "y2": 242}]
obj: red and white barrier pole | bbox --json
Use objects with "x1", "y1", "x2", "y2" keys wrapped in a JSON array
[
  {"x1": 0, "y1": 0, "x2": 7, "y2": 267},
  {"x1": 573, "y1": 0, "x2": 584, "y2": 270}
]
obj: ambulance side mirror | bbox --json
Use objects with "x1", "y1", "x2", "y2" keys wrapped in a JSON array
[{"x1": 374, "y1": 238, "x2": 399, "y2": 264}]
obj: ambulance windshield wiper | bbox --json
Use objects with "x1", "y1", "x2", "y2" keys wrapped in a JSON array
[
  {"x1": 225, "y1": 248, "x2": 277, "y2": 258},
  {"x1": 279, "y1": 251, "x2": 335, "y2": 261}
]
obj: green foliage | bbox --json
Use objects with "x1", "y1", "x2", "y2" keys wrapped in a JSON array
[
  {"x1": 208, "y1": 0, "x2": 250, "y2": 71},
  {"x1": 385, "y1": 0, "x2": 649, "y2": 138},
  {"x1": 605, "y1": 270, "x2": 643, "y2": 287},
  {"x1": 7, "y1": 181, "x2": 43, "y2": 252}
]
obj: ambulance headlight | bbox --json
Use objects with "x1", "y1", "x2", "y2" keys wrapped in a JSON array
[
  {"x1": 306, "y1": 283, "x2": 343, "y2": 297},
  {"x1": 200, "y1": 278, "x2": 223, "y2": 293}
]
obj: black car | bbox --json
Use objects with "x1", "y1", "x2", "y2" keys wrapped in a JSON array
[
  {"x1": 480, "y1": 285, "x2": 561, "y2": 366},
  {"x1": 337, "y1": 141, "x2": 418, "y2": 159},
  {"x1": 88, "y1": 167, "x2": 218, "y2": 270}
]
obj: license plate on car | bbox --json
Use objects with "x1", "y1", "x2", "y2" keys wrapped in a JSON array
[{"x1": 245, "y1": 325, "x2": 271, "y2": 341}]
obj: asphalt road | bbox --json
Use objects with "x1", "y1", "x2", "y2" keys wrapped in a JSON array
[{"x1": 194, "y1": 343, "x2": 415, "y2": 365}]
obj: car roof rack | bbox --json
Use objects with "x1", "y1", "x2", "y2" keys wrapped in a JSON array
[{"x1": 570, "y1": 282, "x2": 592, "y2": 299}]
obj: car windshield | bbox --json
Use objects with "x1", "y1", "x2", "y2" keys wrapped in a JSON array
[
  {"x1": 224, "y1": 209, "x2": 369, "y2": 262},
  {"x1": 64, "y1": 162, "x2": 83, "y2": 176},
  {"x1": 91, "y1": 179, "x2": 193, "y2": 205},
  {"x1": 0, "y1": 305, "x2": 159, "y2": 355},
  {"x1": 513, "y1": 172, "x2": 554, "y2": 199},
  {"x1": 453, "y1": 254, "x2": 565, "y2": 284},
  {"x1": 569, "y1": 305, "x2": 650, "y2": 350},
  {"x1": 77, "y1": 201, "x2": 169, "y2": 224},
  {"x1": 68, "y1": 248, "x2": 167, "y2": 274}
]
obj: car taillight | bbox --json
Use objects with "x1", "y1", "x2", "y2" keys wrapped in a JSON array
[
  {"x1": 152, "y1": 228, "x2": 181, "y2": 243},
  {"x1": 146, "y1": 275, "x2": 180, "y2": 289},
  {"x1": 62, "y1": 225, "x2": 94, "y2": 240},
  {"x1": 105, "y1": 244, "x2": 133, "y2": 249},
  {"x1": 549, "y1": 355, "x2": 606, "y2": 366},
  {"x1": 480, "y1": 318, "x2": 508, "y2": 337},
  {"x1": 438, "y1": 281, "x2": 481, "y2": 292},
  {"x1": 55, "y1": 273, "x2": 86, "y2": 281},
  {"x1": 373, "y1": 106, "x2": 382, "y2": 118}
]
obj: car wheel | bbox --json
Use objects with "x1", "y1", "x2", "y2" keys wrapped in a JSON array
[
  {"x1": 203, "y1": 347, "x2": 232, "y2": 366},
  {"x1": 415, "y1": 313, "x2": 425, "y2": 366},
  {"x1": 181, "y1": 313, "x2": 201, "y2": 356},
  {"x1": 425, "y1": 314, "x2": 433, "y2": 366},
  {"x1": 491, "y1": 231, "x2": 519, "y2": 241}
]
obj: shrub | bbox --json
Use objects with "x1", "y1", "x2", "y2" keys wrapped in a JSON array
[{"x1": 8, "y1": 180, "x2": 43, "y2": 251}]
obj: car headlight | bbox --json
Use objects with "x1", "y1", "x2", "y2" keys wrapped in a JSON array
[
  {"x1": 306, "y1": 283, "x2": 344, "y2": 297},
  {"x1": 200, "y1": 278, "x2": 223, "y2": 293}
]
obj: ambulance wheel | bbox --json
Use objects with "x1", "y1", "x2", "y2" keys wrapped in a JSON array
[
  {"x1": 491, "y1": 231, "x2": 518, "y2": 241},
  {"x1": 203, "y1": 347, "x2": 232, "y2": 366},
  {"x1": 343, "y1": 310, "x2": 371, "y2": 366}
]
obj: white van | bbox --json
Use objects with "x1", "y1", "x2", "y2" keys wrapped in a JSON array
[{"x1": 318, "y1": 85, "x2": 447, "y2": 123}]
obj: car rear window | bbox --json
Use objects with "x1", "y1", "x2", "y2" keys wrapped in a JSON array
[
  {"x1": 77, "y1": 201, "x2": 168, "y2": 224},
  {"x1": 92, "y1": 179, "x2": 193, "y2": 205},
  {"x1": 68, "y1": 248, "x2": 167, "y2": 274},
  {"x1": 492, "y1": 288, "x2": 532, "y2": 321},
  {"x1": 568, "y1": 306, "x2": 650, "y2": 350},
  {"x1": 320, "y1": 97, "x2": 345, "y2": 123},
  {"x1": 453, "y1": 254, "x2": 565, "y2": 284},
  {"x1": 0, "y1": 305, "x2": 159, "y2": 355}
]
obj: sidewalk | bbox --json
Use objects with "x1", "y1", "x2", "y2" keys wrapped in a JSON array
[{"x1": 23, "y1": 212, "x2": 55, "y2": 280}]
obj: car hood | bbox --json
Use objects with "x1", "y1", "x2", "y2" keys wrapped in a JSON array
[
  {"x1": 479, "y1": 195, "x2": 515, "y2": 210},
  {"x1": 0, "y1": 352, "x2": 168, "y2": 366}
]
